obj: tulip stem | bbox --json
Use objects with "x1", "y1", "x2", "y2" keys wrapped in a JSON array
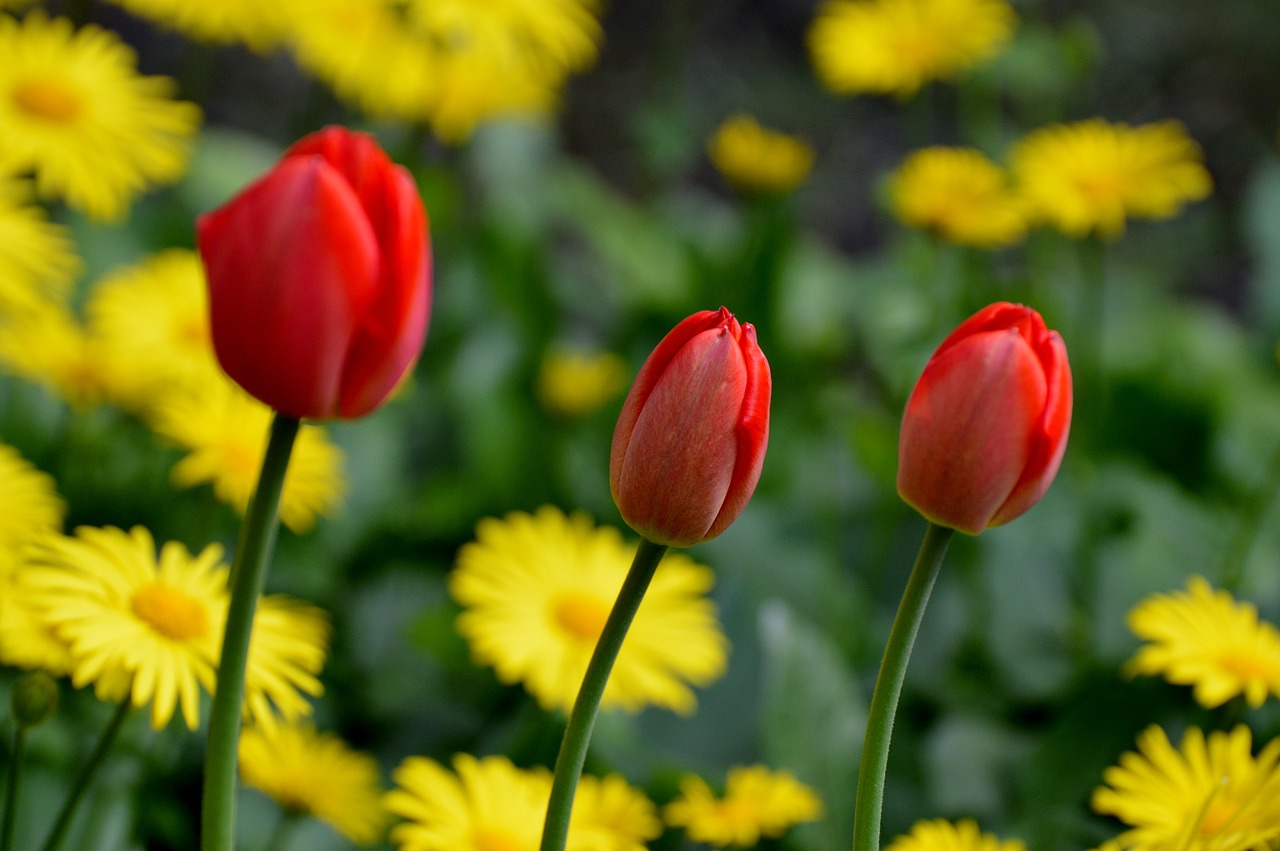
[
  {"x1": 201, "y1": 413, "x2": 300, "y2": 851},
  {"x1": 540, "y1": 537, "x2": 669, "y2": 851},
  {"x1": 851, "y1": 521, "x2": 954, "y2": 851}
]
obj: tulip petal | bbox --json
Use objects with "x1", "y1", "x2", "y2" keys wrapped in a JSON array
[
  {"x1": 616, "y1": 325, "x2": 746, "y2": 547},
  {"x1": 897, "y1": 328, "x2": 1047, "y2": 534},
  {"x1": 198, "y1": 156, "x2": 379, "y2": 418},
  {"x1": 706, "y1": 322, "x2": 771, "y2": 541}
]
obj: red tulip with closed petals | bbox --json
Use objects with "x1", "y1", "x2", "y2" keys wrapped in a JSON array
[
  {"x1": 897, "y1": 302, "x2": 1071, "y2": 534},
  {"x1": 610, "y1": 308, "x2": 771, "y2": 548},
  {"x1": 197, "y1": 125, "x2": 431, "y2": 420}
]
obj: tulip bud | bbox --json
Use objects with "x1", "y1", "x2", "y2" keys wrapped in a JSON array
[
  {"x1": 197, "y1": 126, "x2": 431, "y2": 420},
  {"x1": 610, "y1": 308, "x2": 771, "y2": 547},
  {"x1": 897, "y1": 302, "x2": 1071, "y2": 534}
]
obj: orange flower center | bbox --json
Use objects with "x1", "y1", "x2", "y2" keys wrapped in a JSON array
[
  {"x1": 1199, "y1": 795, "x2": 1242, "y2": 836},
  {"x1": 472, "y1": 828, "x2": 521, "y2": 851},
  {"x1": 553, "y1": 592, "x2": 610, "y2": 642},
  {"x1": 1219, "y1": 651, "x2": 1277, "y2": 684},
  {"x1": 11, "y1": 78, "x2": 82, "y2": 124},
  {"x1": 132, "y1": 584, "x2": 208, "y2": 641}
]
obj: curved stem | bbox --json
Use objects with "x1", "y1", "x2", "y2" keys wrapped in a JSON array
[
  {"x1": 39, "y1": 700, "x2": 132, "y2": 851},
  {"x1": 540, "y1": 538, "x2": 668, "y2": 851},
  {"x1": 201, "y1": 413, "x2": 300, "y2": 851},
  {"x1": 851, "y1": 522, "x2": 954, "y2": 851},
  {"x1": 1, "y1": 727, "x2": 26, "y2": 851}
]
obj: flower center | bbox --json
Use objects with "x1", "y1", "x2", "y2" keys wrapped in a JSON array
[
  {"x1": 472, "y1": 828, "x2": 522, "y2": 851},
  {"x1": 131, "y1": 584, "x2": 208, "y2": 642},
  {"x1": 1219, "y1": 651, "x2": 1277, "y2": 683},
  {"x1": 553, "y1": 592, "x2": 610, "y2": 642},
  {"x1": 11, "y1": 79, "x2": 82, "y2": 124},
  {"x1": 1199, "y1": 795, "x2": 1242, "y2": 836}
]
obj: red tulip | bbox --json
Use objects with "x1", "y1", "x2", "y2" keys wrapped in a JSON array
[
  {"x1": 610, "y1": 308, "x2": 771, "y2": 547},
  {"x1": 197, "y1": 126, "x2": 431, "y2": 420},
  {"x1": 897, "y1": 302, "x2": 1071, "y2": 534}
]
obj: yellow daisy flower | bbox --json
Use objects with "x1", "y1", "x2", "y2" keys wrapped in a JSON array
[
  {"x1": 0, "y1": 13, "x2": 200, "y2": 221},
  {"x1": 450, "y1": 506, "x2": 728, "y2": 714},
  {"x1": 1093, "y1": 725, "x2": 1280, "y2": 851},
  {"x1": 147, "y1": 374, "x2": 346, "y2": 534},
  {"x1": 240, "y1": 721, "x2": 386, "y2": 845},
  {"x1": 422, "y1": 43, "x2": 562, "y2": 145},
  {"x1": 0, "y1": 300, "x2": 121, "y2": 409},
  {"x1": 808, "y1": 0, "x2": 1016, "y2": 98},
  {"x1": 85, "y1": 249, "x2": 221, "y2": 414},
  {"x1": 663, "y1": 765, "x2": 824, "y2": 847},
  {"x1": 888, "y1": 146, "x2": 1027, "y2": 247},
  {"x1": 285, "y1": 0, "x2": 435, "y2": 122},
  {"x1": 1124, "y1": 576, "x2": 1280, "y2": 709},
  {"x1": 0, "y1": 176, "x2": 80, "y2": 313},
  {"x1": 1009, "y1": 118, "x2": 1213, "y2": 239},
  {"x1": 384, "y1": 753, "x2": 654, "y2": 851},
  {"x1": 707, "y1": 115, "x2": 815, "y2": 196},
  {"x1": 22, "y1": 526, "x2": 227, "y2": 730},
  {"x1": 243, "y1": 594, "x2": 330, "y2": 732},
  {"x1": 101, "y1": 0, "x2": 292, "y2": 51},
  {"x1": 0, "y1": 441, "x2": 65, "y2": 549},
  {"x1": 885, "y1": 820, "x2": 1026, "y2": 851},
  {"x1": 537, "y1": 347, "x2": 629, "y2": 417},
  {"x1": 402, "y1": 0, "x2": 602, "y2": 75}
]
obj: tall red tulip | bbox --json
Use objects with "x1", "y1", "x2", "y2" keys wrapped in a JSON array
[
  {"x1": 197, "y1": 126, "x2": 431, "y2": 420},
  {"x1": 610, "y1": 307, "x2": 771, "y2": 548},
  {"x1": 897, "y1": 302, "x2": 1071, "y2": 534}
]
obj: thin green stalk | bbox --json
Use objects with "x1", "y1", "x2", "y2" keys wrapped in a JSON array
[
  {"x1": 39, "y1": 699, "x2": 132, "y2": 851},
  {"x1": 202, "y1": 413, "x2": 301, "y2": 851},
  {"x1": 851, "y1": 522, "x2": 954, "y2": 851},
  {"x1": 1, "y1": 727, "x2": 26, "y2": 851},
  {"x1": 540, "y1": 538, "x2": 668, "y2": 851}
]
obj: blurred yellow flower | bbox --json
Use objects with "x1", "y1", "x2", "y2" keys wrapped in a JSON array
[
  {"x1": 538, "y1": 347, "x2": 629, "y2": 417},
  {"x1": 1010, "y1": 118, "x2": 1212, "y2": 239},
  {"x1": 384, "y1": 753, "x2": 655, "y2": 851},
  {"x1": 86, "y1": 249, "x2": 221, "y2": 414},
  {"x1": 0, "y1": 13, "x2": 200, "y2": 220},
  {"x1": 0, "y1": 300, "x2": 121, "y2": 409},
  {"x1": 102, "y1": 0, "x2": 291, "y2": 51},
  {"x1": 240, "y1": 722, "x2": 386, "y2": 845},
  {"x1": 888, "y1": 146, "x2": 1027, "y2": 247},
  {"x1": 403, "y1": 0, "x2": 601, "y2": 75},
  {"x1": 0, "y1": 548, "x2": 75, "y2": 677},
  {"x1": 885, "y1": 820, "x2": 1025, "y2": 851},
  {"x1": 1093, "y1": 725, "x2": 1280, "y2": 851},
  {"x1": 147, "y1": 375, "x2": 346, "y2": 534},
  {"x1": 0, "y1": 176, "x2": 79, "y2": 313},
  {"x1": 0, "y1": 441, "x2": 64, "y2": 549},
  {"x1": 285, "y1": 0, "x2": 435, "y2": 122},
  {"x1": 708, "y1": 115, "x2": 815, "y2": 196},
  {"x1": 663, "y1": 765, "x2": 823, "y2": 848},
  {"x1": 23, "y1": 526, "x2": 227, "y2": 730},
  {"x1": 1125, "y1": 576, "x2": 1280, "y2": 708},
  {"x1": 422, "y1": 44, "x2": 562, "y2": 145},
  {"x1": 244, "y1": 594, "x2": 330, "y2": 732},
  {"x1": 808, "y1": 0, "x2": 1016, "y2": 98},
  {"x1": 450, "y1": 506, "x2": 728, "y2": 714}
]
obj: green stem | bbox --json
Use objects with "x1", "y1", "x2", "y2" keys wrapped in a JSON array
[
  {"x1": 39, "y1": 700, "x2": 132, "y2": 851},
  {"x1": 201, "y1": 413, "x2": 301, "y2": 851},
  {"x1": 851, "y1": 522, "x2": 954, "y2": 851},
  {"x1": 1, "y1": 727, "x2": 26, "y2": 851},
  {"x1": 540, "y1": 538, "x2": 669, "y2": 851}
]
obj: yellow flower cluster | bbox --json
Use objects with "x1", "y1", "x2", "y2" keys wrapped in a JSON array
[
  {"x1": 886, "y1": 119, "x2": 1211, "y2": 246},
  {"x1": 885, "y1": 819, "x2": 1025, "y2": 851},
  {"x1": 664, "y1": 765, "x2": 824, "y2": 847}
]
